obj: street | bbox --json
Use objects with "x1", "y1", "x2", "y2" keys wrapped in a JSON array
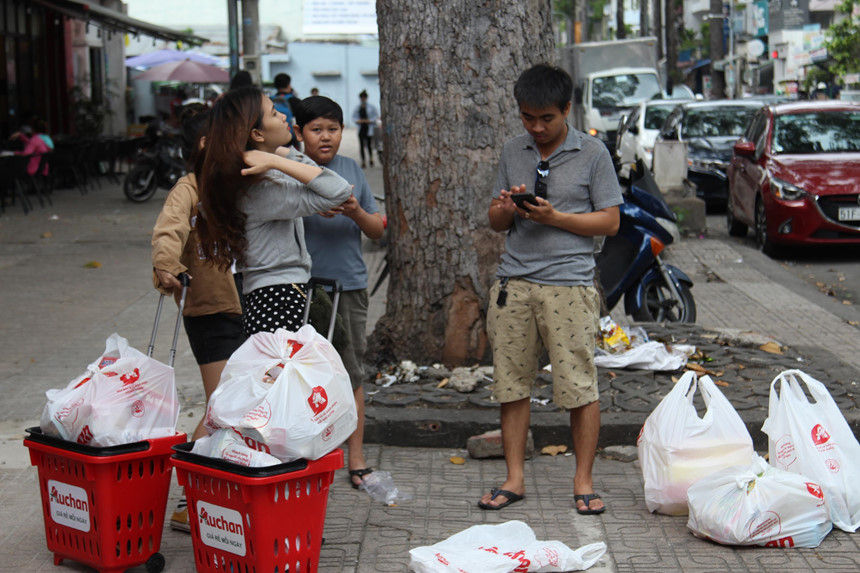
[{"x1": 705, "y1": 213, "x2": 860, "y2": 326}]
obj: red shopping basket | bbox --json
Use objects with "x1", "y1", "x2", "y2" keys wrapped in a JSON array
[
  {"x1": 24, "y1": 427, "x2": 186, "y2": 573},
  {"x1": 171, "y1": 443, "x2": 343, "y2": 572}
]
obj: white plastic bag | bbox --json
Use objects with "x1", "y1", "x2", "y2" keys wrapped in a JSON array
[
  {"x1": 638, "y1": 372, "x2": 755, "y2": 515},
  {"x1": 594, "y1": 341, "x2": 695, "y2": 371},
  {"x1": 761, "y1": 369, "x2": 860, "y2": 532},
  {"x1": 687, "y1": 455, "x2": 832, "y2": 548},
  {"x1": 409, "y1": 520, "x2": 606, "y2": 573},
  {"x1": 191, "y1": 429, "x2": 282, "y2": 467},
  {"x1": 40, "y1": 333, "x2": 179, "y2": 446},
  {"x1": 205, "y1": 325, "x2": 357, "y2": 462}
]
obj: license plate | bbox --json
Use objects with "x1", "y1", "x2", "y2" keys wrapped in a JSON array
[{"x1": 837, "y1": 206, "x2": 860, "y2": 221}]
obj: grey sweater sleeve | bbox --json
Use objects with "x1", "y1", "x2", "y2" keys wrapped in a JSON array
[{"x1": 244, "y1": 168, "x2": 352, "y2": 221}]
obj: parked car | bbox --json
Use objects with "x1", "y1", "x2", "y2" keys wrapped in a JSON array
[
  {"x1": 656, "y1": 100, "x2": 764, "y2": 211},
  {"x1": 615, "y1": 99, "x2": 687, "y2": 179},
  {"x1": 726, "y1": 101, "x2": 860, "y2": 253}
]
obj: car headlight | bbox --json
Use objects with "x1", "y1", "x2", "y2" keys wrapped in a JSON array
[
  {"x1": 770, "y1": 176, "x2": 806, "y2": 200},
  {"x1": 687, "y1": 157, "x2": 728, "y2": 172}
]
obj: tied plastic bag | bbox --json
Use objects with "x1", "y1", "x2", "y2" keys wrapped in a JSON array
[
  {"x1": 191, "y1": 429, "x2": 282, "y2": 467},
  {"x1": 205, "y1": 325, "x2": 357, "y2": 462},
  {"x1": 761, "y1": 369, "x2": 860, "y2": 532},
  {"x1": 687, "y1": 455, "x2": 832, "y2": 548},
  {"x1": 638, "y1": 372, "x2": 755, "y2": 515},
  {"x1": 409, "y1": 520, "x2": 606, "y2": 573},
  {"x1": 40, "y1": 333, "x2": 179, "y2": 446}
]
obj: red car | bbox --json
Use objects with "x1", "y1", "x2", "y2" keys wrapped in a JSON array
[{"x1": 726, "y1": 101, "x2": 860, "y2": 254}]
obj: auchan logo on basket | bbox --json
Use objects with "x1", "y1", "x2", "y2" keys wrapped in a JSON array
[
  {"x1": 47, "y1": 480, "x2": 90, "y2": 532},
  {"x1": 197, "y1": 501, "x2": 246, "y2": 556},
  {"x1": 308, "y1": 386, "x2": 328, "y2": 415},
  {"x1": 811, "y1": 424, "x2": 830, "y2": 446}
]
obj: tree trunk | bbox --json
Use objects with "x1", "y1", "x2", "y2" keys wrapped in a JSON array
[
  {"x1": 372, "y1": 0, "x2": 555, "y2": 366},
  {"x1": 616, "y1": 0, "x2": 626, "y2": 39},
  {"x1": 708, "y1": 0, "x2": 725, "y2": 98},
  {"x1": 640, "y1": 0, "x2": 649, "y2": 37},
  {"x1": 665, "y1": 0, "x2": 679, "y2": 85}
]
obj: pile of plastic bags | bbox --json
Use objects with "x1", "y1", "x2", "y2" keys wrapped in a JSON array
[
  {"x1": 193, "y1": 325, "x2": 357, "y2": 467},
  {"x1": 40, "y1": 333, "x2": 179, "y2": 446},
  {"x1": 638, "y1": 368, "x2": 859, "y2": 548}
]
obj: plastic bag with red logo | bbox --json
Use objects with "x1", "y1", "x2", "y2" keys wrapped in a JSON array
[
  {"x1": 637, "y1": 372, "x2": 755, "y2": 515},
  {"x1": 191, "y1": 428, "x2": 282, "y2": 467},
  {"x1": 408, "y1": 520, "x2": 606, "y2": 573},
  {"x1": 40, "y1": 333, "x2": 179, "y2": 446},
  {"x1": 686, "y1": 455, "x2": 832, "y2": 547},
  {"x1": 204, "y1": 325, "x2": 357, "y2": 462},
  {"x1": 761, "y1": 369, "x2": 860, "y2": 532}
]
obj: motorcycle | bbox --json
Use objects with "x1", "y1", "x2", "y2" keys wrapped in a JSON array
[
  {"x1": 596, "y1": 159, "x2": 697, "y2": 323},
  {"x1": 123, "y1": 124, "x2": 186, "y2": 202}
]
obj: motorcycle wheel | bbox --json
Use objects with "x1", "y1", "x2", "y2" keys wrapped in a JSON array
[
  {"x1": 124, "y1": 164, "x2": 158, "y2": 202},
  {"x1": 632, "y1": 275, "x2": 697, "y2": 323}
]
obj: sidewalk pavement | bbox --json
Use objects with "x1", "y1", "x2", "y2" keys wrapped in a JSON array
[{"x1": 1, "y1": 129, "x2": 858, "y2": 571}]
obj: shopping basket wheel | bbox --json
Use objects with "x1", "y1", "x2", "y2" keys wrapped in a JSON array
[{"x1": 145, "y1": 552, "x2": 166, "y2": 573}]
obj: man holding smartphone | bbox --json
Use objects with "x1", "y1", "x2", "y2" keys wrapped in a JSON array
[{"x1": 481, "y1": 64, "x2": 622, "y2": 515}]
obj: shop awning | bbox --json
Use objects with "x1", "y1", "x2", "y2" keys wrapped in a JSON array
[{"x1": 28, "y1": 0, "x2": 209, "y2": 46}]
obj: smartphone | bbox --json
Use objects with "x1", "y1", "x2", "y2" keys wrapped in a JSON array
[{"x1": 510, "y1": 193, "x2": 539, "y2": 209}]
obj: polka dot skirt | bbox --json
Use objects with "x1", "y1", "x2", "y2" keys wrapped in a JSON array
[{"x1": 243, "y1": 283, "x2": 308, "y2": 335}]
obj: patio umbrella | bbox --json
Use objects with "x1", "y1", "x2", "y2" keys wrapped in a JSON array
[
  {"x1": 133, "y1": 59, "x2": 230, "y2": 84},
  {"x1": 125, "y1": 49, "x2": 224, "y2": 69}
]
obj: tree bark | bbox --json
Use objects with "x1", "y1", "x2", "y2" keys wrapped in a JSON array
[{"x1": 372, "y1": 0, "x2": 555, "y2": 366}]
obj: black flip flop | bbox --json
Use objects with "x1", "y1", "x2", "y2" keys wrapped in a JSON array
[
  {"x1": 348, "y1": 467, "x2": 374, "y2": 489},
  {"x1": 574, "y1": 493, "x2": 606, "y2": 515},
  {"x1": 478, "y1": 488, "x2": 525, "y2": 510}
]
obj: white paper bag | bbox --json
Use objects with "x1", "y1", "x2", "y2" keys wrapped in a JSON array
[
  {"x1": 761, "y1": 369, "x2": 860, "y2": 532},
  {"x1": 687, "y1": 455, "x2": 832, "y2": 548},
  {"x1": 638, "y1": 372, "x2": 755, "y2": 515},
  {"x1": 205, "y1": 325, "x2": 357, "y2": 462},
  {"x1": 409, "y1": 520, "x2": 606, "y2": 573},
  {"x1": 41, "y1": 333, "x2": 179, "y2": 446}
]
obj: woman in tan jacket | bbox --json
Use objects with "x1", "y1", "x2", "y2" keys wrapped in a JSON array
[{"x1": 151, "y1": 108, "x2": 246, "y2": 532}]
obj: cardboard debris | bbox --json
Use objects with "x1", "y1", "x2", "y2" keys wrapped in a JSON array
[
  {"x1": 759, "y1": 342, "x2": 783, "y2": 354},
  {"x1": 541, "y1": 445, "x2": 568, "y2": 456},
  {"x1": 449, "y1": 456, "x2": 466, "y2": 465}
]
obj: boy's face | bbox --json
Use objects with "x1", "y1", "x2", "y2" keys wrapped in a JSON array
[
  {"x1": 518, "y1": 102, "x2": 571, "y2": 150},
  {"x1": 296, "y1": 117, "x2": 343, "y2": 165}
]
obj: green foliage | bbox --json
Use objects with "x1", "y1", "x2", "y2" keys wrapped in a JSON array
[
  {"x1": 70, "y1": 86, "x2": 111, "y2": 137},
  {"x1": 825, "y1": 0, "x2": 860, "y2": 78}
]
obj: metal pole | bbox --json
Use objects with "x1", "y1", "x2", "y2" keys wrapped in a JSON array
[
  {"x1": 242, "y1": 0, "x2": 261, "y2": 85},
  {"x1": 227, "y1": 0, "x2": 240, "y2": 79},
  {"x1": 728, "y1": 0, "x2": 735, "y2": 98}
]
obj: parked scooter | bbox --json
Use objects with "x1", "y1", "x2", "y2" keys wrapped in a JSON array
[
  {"x1": 596, "y1": 159, "x2": 696, "y2": 322},
  {"x1": 123, "y1": 120, "x2": 186, "y2": 203}
]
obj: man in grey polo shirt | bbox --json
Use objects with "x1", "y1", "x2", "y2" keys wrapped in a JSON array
[{"x1": 479, "y1": 64, "x2": 622, "y2": 515}]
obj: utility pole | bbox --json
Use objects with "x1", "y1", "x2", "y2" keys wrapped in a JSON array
[
  {"x1": 708, "y1": 0, "x2": 725, "y2": 99},
  {"x1": 242, "y1": 0, "x2": 261, "y2": 85},
  {"x1": 227, "y1": 0, "x2": 240, "y2": 79}
]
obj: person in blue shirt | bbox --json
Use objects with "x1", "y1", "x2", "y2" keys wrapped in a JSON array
[
  {"x1": 295, "y1": 96, "x2": 385, "y2": 489},
  {"x1": 272, "y1": 73, "x2": 300, "y2": 149}
]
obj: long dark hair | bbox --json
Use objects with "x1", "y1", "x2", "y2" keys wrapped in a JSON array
[{"x1": 196, "y1": 86, "x2": 264, "y2": 269}]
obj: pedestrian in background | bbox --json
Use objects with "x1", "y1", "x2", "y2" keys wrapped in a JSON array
[
  {"x1": 295, "y1": 95, "x2": 384, "y2": 489},
  {"x1": 272, "y1": 73, "x2": 300, "y2": 149},
  {"x1": 481, "y1": 63, "x2": 622, "y2": 515},
  {"x1": 351, "y1": 90, "x2": 378, "y2": 168},
  {"x1": 196, "y1": 87, "x2": 351, "y2": 336},
  {"x1": 150, "y1": 107, "x2": 246, "y2": 532}
]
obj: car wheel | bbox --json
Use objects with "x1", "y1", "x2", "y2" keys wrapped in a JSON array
[
  {"x1": 726, "y1": 203, "x2": 747, "y2": 237},
  {"x1": 754, "y1": 197, "x2": 780, "y2": 256}
]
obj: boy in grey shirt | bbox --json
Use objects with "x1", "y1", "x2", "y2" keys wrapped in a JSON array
[{"x1": 479, "y1": 64, "x2": 622, "y2": 515}]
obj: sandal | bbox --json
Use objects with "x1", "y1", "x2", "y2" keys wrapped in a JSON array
[
  {"x1": 574, "y1": 493, "x2": 606, "y2": 515},
  {"x1": 478, "y1": 488, "x2": 524, "y2": 510},
  {"x1": 348, "y1": 467, "x2": 374, "y2": 489}
]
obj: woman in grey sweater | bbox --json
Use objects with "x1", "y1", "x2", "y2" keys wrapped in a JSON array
[{"x1": 197, "y1": 87, "x2": 352, "y2": 335}]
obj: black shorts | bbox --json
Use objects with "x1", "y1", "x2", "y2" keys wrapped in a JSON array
[{"x1": 183, "y1": 313, "x2": 246, "y2": 365}]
